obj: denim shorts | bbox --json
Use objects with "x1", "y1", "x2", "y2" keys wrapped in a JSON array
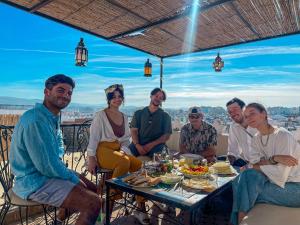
[{"x1": 28, "y1": 178, "x2": 76, "y2": 207}]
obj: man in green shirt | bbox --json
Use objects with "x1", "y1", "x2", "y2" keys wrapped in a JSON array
[{"x1": 129, "y1": 88, "x2": 172, "y2": 157}]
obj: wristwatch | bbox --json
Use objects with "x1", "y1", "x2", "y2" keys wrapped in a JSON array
[{"x1": 269, "y1": 156, "x2": 278, "y2": 165}]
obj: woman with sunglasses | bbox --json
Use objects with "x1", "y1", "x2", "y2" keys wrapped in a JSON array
[
  {"x1": 230, "y1": 103, "x2": 300, "y2": 225},
  {"x1": 86, "y1": 84, "x2": 146, "y2": 223}
]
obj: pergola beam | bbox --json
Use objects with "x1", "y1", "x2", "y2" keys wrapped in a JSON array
[
  {"x1": 229, "y1": 2, "x2": 261, "y2": 38},
  {"x1": 29, "y1": 0, "x2": 55, "y2": 13},
  {"x1": 108, "y1": 0, "x2": 234, "y2": 40}
]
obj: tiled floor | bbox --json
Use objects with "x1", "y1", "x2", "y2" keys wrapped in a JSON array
[{"x1": 7, "y1": 202, "x2": 183, "y2": 225}]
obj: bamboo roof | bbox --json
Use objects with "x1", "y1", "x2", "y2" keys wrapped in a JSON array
[{"x1": 3, "y1": 0, "x2": 300, "y2": 58}]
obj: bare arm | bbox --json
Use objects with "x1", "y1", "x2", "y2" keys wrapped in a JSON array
[
  {"x1": 130, "y1": 127, "x2": 139, "y2": 145},
  {"x1": 254, "y1": 155, "x2": 298, "y2": 167},
  {"x1": 143, "y1": 134, "x2": 171, "y2": 153},
  {"x1": 130, "y1": 127, "x2": 147, "y2": 155},
  {"x1": 179, "y1": 143, "x2": 188, "y2": 154},
  {"x1": 202, "y1": 146, "x2": 217, "y2": 163}
]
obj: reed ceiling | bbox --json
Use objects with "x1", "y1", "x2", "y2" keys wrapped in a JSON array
[{"x1": 3, "y1": 0, "x2": 300, "y2": 58}]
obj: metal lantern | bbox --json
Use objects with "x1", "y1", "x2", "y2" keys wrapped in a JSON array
[
  {"x1": 144, "y1": 58, "x2": 152, "y2": 77},
  {"x1": 75, "y1": 38, "x2": 88, "y2": 66},
  {"x1": 212, "y1": 53, "x2": 224, "y2": 72}
]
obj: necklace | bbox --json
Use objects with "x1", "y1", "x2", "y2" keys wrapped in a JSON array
[
  {"x1": 260, "y1": 125, "x2": 271, "y2": 147},
  {"x1": 260, "y1": 134, "x2": 270, "y2": 147}
]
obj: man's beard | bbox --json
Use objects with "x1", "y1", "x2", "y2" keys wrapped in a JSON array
[
  {"x1": 151, "y1": 100, "x2": 160, "y2": 107},
  {"x1": 54, "y1": 97, "x2": 70, "y2": 110}
]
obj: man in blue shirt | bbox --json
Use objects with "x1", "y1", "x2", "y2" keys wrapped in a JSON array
[{"x1": 9, "y1": 74, "x2": 101, "y2": 225}]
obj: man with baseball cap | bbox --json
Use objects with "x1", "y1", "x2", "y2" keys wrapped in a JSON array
[{"x1": 179, "y1": 106, "x2": 217, "y2": 162}]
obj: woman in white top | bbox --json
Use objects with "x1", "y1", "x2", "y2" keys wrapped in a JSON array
[
  {"x1": 230, "y1": 103, "x2": 300, "y2": 225},
  {"x1": 86, "y1": 84, "x2": 148, "y2": 224},
  {"x1": 87, "y1": 84, "x2": 141, "y2": 178}
]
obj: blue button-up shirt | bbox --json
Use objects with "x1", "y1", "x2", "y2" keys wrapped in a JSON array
[{"x1": 9, "y1": 103, "x2": 79, "y2": 199}]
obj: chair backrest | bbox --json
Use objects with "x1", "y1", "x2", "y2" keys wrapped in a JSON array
[
  {"x1": 61, "y1": 119, "x2": 92, "y2": 173},
  {"x1": 0, "y1": 125, "x2": 14, "y2": 201}
]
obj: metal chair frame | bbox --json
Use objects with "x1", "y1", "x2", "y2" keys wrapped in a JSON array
[{"x1": 0, "y1": 125, "x2": 52, "y2": 225}]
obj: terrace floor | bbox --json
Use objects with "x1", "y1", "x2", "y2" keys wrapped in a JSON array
[{"x1": 7, "y1": 202, "x2": 184, "y2": 225}]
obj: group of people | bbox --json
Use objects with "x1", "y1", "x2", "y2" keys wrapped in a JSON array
[
  {"x1": 9, "y1": 74, "x2": 172, "y2": 225},
  {"x1": 8, "y1": 74, "x2": 300, "y2": 225},
  {"x1": 226, "y1": 99, "x2": 300, "y2": 225}
]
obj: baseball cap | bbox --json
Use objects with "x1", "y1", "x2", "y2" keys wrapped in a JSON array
[{"x1": 188, "y1": 106, "x2": 202, "y2": 115}]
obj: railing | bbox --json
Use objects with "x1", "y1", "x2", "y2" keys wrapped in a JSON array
[
  {"x1": 0, "y1": 121, "x2": 92, "y2": 175},
  {"x1": 60, "y1": 120, "x2": 92, "y2": 173}
]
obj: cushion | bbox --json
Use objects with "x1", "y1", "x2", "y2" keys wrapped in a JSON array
[
  {"x1": 7, "y1": 189, "x2": 40, "y2": 206},
  {"x1": 240, "y1": 204, "x2": 300, "y2": 225}
]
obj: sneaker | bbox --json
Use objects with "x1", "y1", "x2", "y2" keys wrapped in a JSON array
[
  {"x1": 49, "y1": 220, "x2": 63, "y2": 225},
  {"x1": 133, "y1": 211, "x2": 150, "y2": 225},
  {"x1": 154, "y1": 202, "x2": 170, "y2": 213}
]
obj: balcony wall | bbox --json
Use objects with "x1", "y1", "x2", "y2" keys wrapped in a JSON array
[{"x1": 166, "y1": 131, "x2": 229, "y2": 156}]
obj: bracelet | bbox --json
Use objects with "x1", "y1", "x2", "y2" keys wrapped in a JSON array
[
  {"x1": 269, "y1": 156, "x2": 278, "y2": 165},
  {"x1": 247, "y1": 164, "x2": 253, "y2": 169},
  {"x1": 134, "y1": 143, "x2": 139, "y2": 146}
]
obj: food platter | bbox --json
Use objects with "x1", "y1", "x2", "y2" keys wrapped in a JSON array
[
  {"x1": 180, "y1": 153, "x2": 203, "y2": 165},
  {"x1": 122, "y1": 173, "x2": 161, "y2": 188},
  {"x1": 182, "y1": 178, "x2": 216, "y2": 191},
  {"x1": 211, "y1": 162, "x2": 236, "y2": 175},
  {"x1": 180, "y1": 165, "x2": 210, "y2": 178},
  {"x1": 160, "y1": 174, "x2": 182, "y2": 185}
]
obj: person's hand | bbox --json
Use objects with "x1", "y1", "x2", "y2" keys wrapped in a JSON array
[
  {"x1": 273, "y1": 155, "x2": 298, "y2": 167},
  {"x1": 201, "y1": 148, "x2": 216, "y2": 163},
  {"x1": 87, "y1": 156, "x2": 98, "y2": 175},
  {"x1": 143, "y1": 143, "x2": 153, "y2": 154},
  {"x1": 136, "y1": 144, "x2": 147, "y2": 155}
]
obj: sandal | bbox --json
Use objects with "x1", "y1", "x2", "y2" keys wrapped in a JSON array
[
  {"x1": 133, "y1": 211, "x2": 150, "y2": 225},
  {"x1": 154, "y1": 201, "x2": 170, "y2": 213}
]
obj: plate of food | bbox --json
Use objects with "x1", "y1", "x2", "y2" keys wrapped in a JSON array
[
  {"x1": 180, "y1": 153, "x2": 203, "y2": 165},
  {"x1": 182, "y1": 178, "x2": 216, "y2": 192},
  {"x1": 211, "y1": 161, "x2": 236, "y2": 175},
  {"x1": 180, "y1": 165, "x2": 210, "y2": 178},
  {"x1": 122, "y1": 174, "x2": 161, "y2": 188},
  {"x1": 160, "y1": 173, "x2": 182, "y2": 185}
]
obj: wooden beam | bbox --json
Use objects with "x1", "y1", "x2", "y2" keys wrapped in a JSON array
[{"x1": 29, "y1": 0, "x2": 55, "y2": 13}]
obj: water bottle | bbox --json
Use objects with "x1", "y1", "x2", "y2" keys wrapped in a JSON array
[
  {"x1": 161, "y1": 146, "x2": 167, "y2": 161},
  {"x1": 95, "y1": 213, "x2": 102, "y2": 225}
]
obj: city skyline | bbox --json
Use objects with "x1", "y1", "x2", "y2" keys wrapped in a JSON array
[{"x1": 1, "y1": 3, "x2": 300, "y2": 108}]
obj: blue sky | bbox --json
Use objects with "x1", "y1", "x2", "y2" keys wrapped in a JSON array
[{"x1": 1, "y1": 3, "x2": 300, "y2": 108}]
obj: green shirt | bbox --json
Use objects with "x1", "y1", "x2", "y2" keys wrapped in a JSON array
[{"x1": 130, "y1": 107, "x2": 172, "y2": 145}]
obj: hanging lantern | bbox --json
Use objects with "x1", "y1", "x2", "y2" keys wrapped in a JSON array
[
  {"x1": 212, "y1": 53, "x2": 224, "y2": 72},
  {"x1": 75, "y1": 38, "x2": 88, "y2": 66},
  {"x1": 144, "y1": 58, "x2": 152, "y2": 77}
]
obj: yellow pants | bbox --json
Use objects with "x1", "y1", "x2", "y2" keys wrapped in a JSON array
[
  {"x1": 96, "y1": 141, "x2": 142, "y2": 178},
  {"x1": 96, "y1": 141, "x2": 144, "y2": 202}
]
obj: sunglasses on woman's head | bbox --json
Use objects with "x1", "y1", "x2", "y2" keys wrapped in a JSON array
[{"x1": 105, "y1": 84, "x2": 124, "y2": 94}]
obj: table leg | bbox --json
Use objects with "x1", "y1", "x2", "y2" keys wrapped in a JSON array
[
  {"x1": 183, "y1": 210, "x2": 192, "y2": 225},
  {"x1": 106, "y1": 185, "x2": 110, "y2": 225}
]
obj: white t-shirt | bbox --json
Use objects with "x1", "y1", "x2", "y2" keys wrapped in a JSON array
[
  {"x1": 250, "y1": 127, "x2": 300, "y2": 188},
  {"x1": 227, "y1": 122, "x2": 257, "y2": 161},
  {"x1": 87, "y1": 110, "x2": 131, "y2": 156}
]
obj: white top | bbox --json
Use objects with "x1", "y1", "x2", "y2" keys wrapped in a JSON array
[
  {"x1": 227, "y1": 122, "x2": 257, "y2": 161},
  {"x1": 249, "y1": 127, "x2": 300, "y2": 188},
  {"x1": 87, "y1": 110, "x2": 131, "y2": 156}
]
